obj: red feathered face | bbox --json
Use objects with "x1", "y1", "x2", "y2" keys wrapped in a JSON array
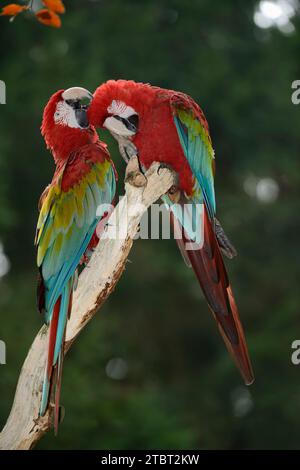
[
  {"x1": 53, "y1": 88, "x2": 93, "y2": 130},
  {"x1": 41, "y1": 87, "x2": 95, "y2": 161},
  {"x1": 42, "y1": 87, "x2": 93, "y2": 133},
  {"x1": 88, "y1": 80, "x2": 147, "y2": 138}
]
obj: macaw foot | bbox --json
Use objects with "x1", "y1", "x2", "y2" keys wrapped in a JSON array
[
  {"x1": 123, "y1": 140, "x2": 138, "y2": 160},
  {"x1": 110, "y1": 132, "x2": 138, "y2": 163},
  {"x1": 125, "y1": 155, "x2": 147, "y2": 188},
  {"x1": 157, "y1": 164, "x2": 180, "y2": 202},
  {"x1": 157, "y1": 162, "x2": 173, "y2": 174}
]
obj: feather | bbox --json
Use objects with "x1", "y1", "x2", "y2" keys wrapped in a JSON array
[
  {"x1": 40, "y1": 296, "x2": 61, "y2": 416},
  {"x1": 174, "y1": 204, "x2": 254, "y2": 384},
  {"x1": 174, "y1": 108, "x2": 216, "y2": 218}
]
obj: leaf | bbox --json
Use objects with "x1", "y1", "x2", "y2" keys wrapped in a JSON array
[
  {"x1": 42, "y1": 0, "x2": 65, "y2": 14},
  {"x1": 36, "y1": 8, "x2": 61, "y2": 28},
  {"x1": 0, "y1": 3, "x2": 29, "y2": 16}
]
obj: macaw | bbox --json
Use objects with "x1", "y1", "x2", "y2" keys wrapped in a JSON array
[
  {"x1": 36, "y1": 87, "x2": 117, "y2": 430},
  {"x1": 88, "y1": 80, "x2": 254, "y2": 385}
]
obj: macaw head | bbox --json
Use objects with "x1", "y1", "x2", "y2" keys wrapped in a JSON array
[
  {"x1": 88, "y1": 80, "x2": 146, "y2": 139},
  {"x1": 41, "y1": 87, "x2": 95, "y2": 161}
]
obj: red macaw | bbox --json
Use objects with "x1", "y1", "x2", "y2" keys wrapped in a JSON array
[
  {"x1": 36, "y1": 87, "x2": 117, "y2": 430},
  {"x1": 88, "y1": 80, "x2": 254, "y2": 385}
]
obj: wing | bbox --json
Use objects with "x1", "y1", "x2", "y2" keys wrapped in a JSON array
[
  {"x1": 171, "y1": 95, "x2": 216, "y2": 218},
  {"x1": 35, "y1": 157, "x2": 115, "y2": 323}
]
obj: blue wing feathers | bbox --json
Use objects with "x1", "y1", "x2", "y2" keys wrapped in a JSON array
[
  {"x1": 53, "y1": 280, "x2": 71, "y2": 364},
  {"x1": 174, "y1": 114, "x2": 216, "y2": 218}
]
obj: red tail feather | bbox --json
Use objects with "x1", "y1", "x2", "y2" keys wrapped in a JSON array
[
  {"x1": 47, "y1": 297, "x2": 61, "y2": 380},
  {"x1": 54, "y1": 347, "x2": 65, "y2": 435},
  {"x1": 174, "y1": 206, "x2": 254, "y2": 385},
  {"x1": 44, "y1": 289, "x2": 72, "y2": 430}
]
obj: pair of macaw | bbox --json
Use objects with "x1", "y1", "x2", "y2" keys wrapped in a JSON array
[{"x1": 36, "y1": 80, "x2": 254, "y2": 430}]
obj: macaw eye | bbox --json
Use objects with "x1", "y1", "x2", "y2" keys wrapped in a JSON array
[
  {"x1": 113, "y1": 114, "x2": 139, "y2": 132},
  {"x1": 66, "y1": 99, "x2": 79, "y2": 109},
  {"x1": 113, "y1": 115, "x2": 124, "y2": 122},
  {"x1": 65, "y1": 96, "x2": 91, "y2": 109}
]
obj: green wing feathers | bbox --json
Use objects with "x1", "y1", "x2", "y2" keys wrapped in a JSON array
[
  {"x1": 36, "y1": 158, "x2": 115, "y2": 318},
  {"x1": 173, "y1": 105, "x2": 216, "y2": 218}
]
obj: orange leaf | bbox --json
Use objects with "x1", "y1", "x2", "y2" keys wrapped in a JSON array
[
  {"x1": 0, "y1": 4, "x2": 29, "y2": 16},
  {"x1": 42, "y1": 0, "x2": 65, "y2": 14},
  {"x1": 36, "y1": 8, "x2": 61, "y2": 28}
]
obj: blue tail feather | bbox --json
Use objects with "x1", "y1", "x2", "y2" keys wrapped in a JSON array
[{"x1": 39, "y1": 280, "x2": 72, "y2": 417}]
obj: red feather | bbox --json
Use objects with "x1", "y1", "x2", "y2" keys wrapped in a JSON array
[
  {"x1": 176, "y1": 206, "x2": 254, "y2": 384},
  {"x1": 53, "y1": 330, "x2": 67, "y2": 435},
  {"x1": 46, "y1": 296, "x2": 61, "y2": 380},
  {"x1": 41, "y1": 90, "x2": 100, "y2": 163}
]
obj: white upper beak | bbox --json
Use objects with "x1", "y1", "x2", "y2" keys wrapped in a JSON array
[
  {"x1": 62, "y1": 87, "x2": 93, "y2": 102},
  {"x1": 103, "y1": 116, "x2": 136, "y2": 137}
]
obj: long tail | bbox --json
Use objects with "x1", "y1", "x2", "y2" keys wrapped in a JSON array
[
  {"x1": 40, "y1": 279, "x2": 73, "y2": 431},
  {"x1": 171, "y1": 206, "x2": 254, "y2": 385}
]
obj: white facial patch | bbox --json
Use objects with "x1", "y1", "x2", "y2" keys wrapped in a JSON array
[
  {"x1": 54, "y1": 100, "x2": 80, "y2": 128},
  {"x1": 104, "y1": 100, "x2": 138, "y2": 137},
  {"x1": 103, "y1": 116, "x2": 135, "y2": 136},
  {"x1": 107, "y1": 100, "x2": 137, "y2": 119}
]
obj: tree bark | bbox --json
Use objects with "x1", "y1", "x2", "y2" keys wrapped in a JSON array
[{"x1": 0, "y1": 159, "x2": 176, "y2": 450}]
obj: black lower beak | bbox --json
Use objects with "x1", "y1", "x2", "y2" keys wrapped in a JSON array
[
  {"x1": 75, "y1": 108, "x2": 89, "y2": 128},
  {"x1": 124, "y1": 119, "x2": 137, "y2": 133}
]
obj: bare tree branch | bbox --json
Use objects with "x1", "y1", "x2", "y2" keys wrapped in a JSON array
[{"x1": 0, "y1": 159, "x2": 176, "y2": 450}]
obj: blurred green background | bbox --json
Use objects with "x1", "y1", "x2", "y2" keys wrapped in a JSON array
[{"x1": 0, "y1": 0, "x2": 300, "y2": 450}]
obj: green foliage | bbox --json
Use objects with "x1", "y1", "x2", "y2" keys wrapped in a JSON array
[{"x1": 0, "y1": 0, "x2": 300, "y2": 449}]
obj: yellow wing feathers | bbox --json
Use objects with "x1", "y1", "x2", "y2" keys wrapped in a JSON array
[{"x1": 36, "y1": 160, "x2": 111, "y2": 270}]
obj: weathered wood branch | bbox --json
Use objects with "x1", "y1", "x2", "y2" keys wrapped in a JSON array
[{"x1": 0, "y1": 159, "x2": 176, "y2": 450}]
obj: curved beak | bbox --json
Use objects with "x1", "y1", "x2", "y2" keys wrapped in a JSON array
[
  {"x1": 75, "y1": 108, "x2": 89, "y2": 128},
  {"x1": 62, "y1": 87, "x2": 93, "y2": 129}
]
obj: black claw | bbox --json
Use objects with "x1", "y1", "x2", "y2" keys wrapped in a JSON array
[
  {"x1": 168, "y1": 185, "x2": 178, "y2": 195},
  {"x1": 157, "y1": 163, "x2": 171, "y2": 175},
  {"x1": 137, "y1": 155, "x2": 145, "y2": 175},
  {"x1": 124, "y1": 147, "x2": 130, "y2": 162}
]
